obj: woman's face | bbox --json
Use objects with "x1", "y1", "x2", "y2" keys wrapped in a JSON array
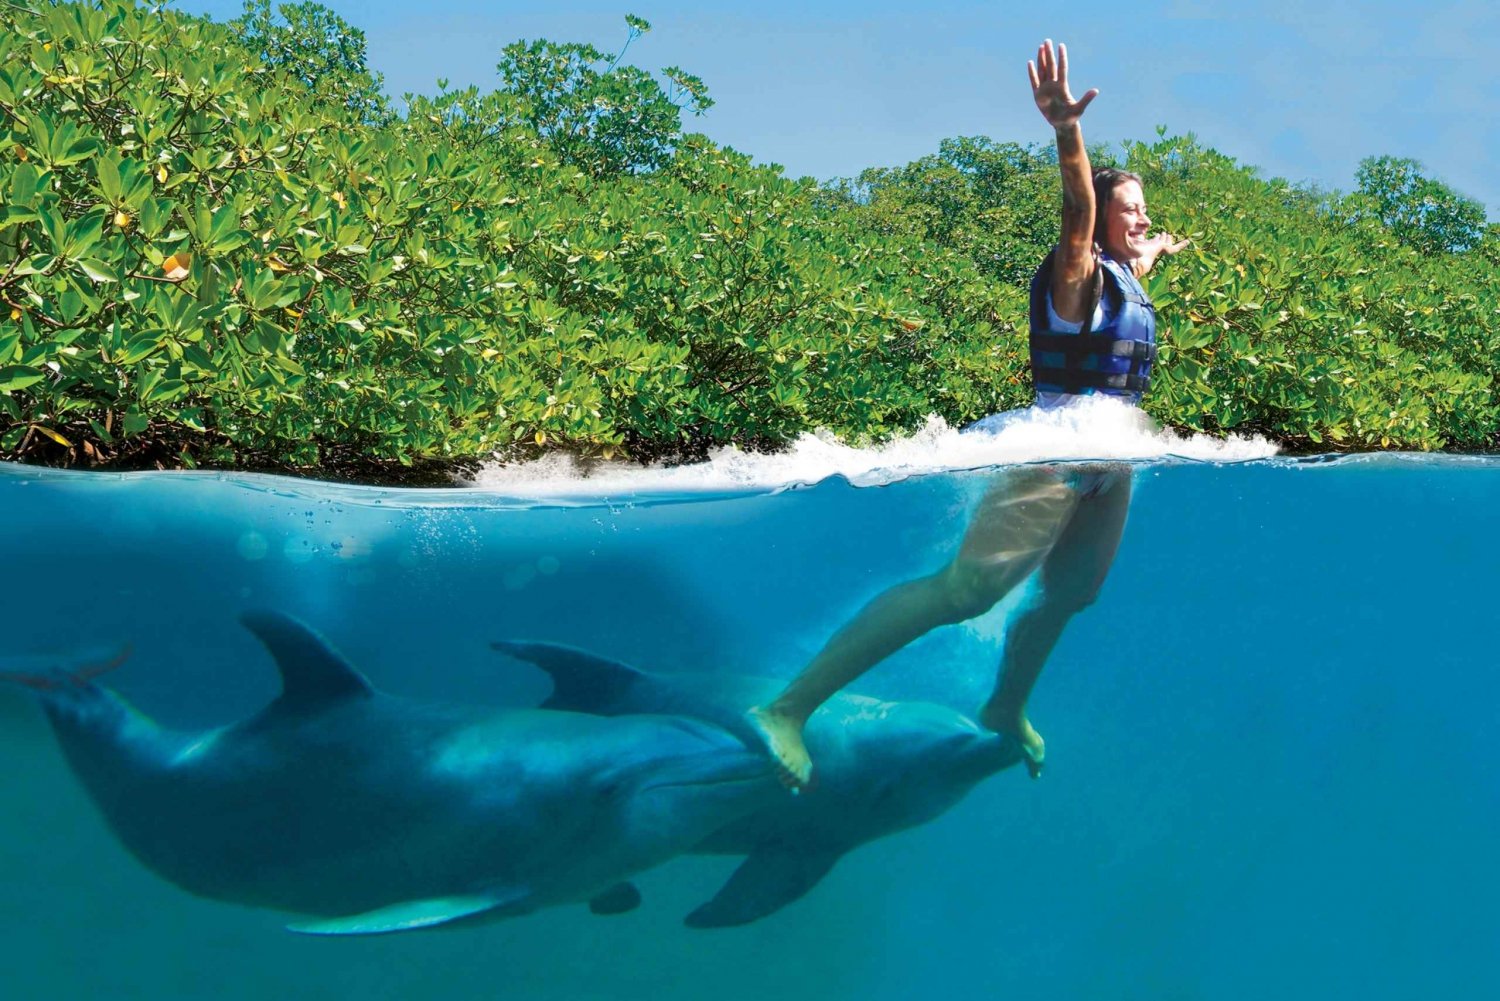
[{"x1": 1101, "y1": 180, "x2": 1151, "y2": 261}]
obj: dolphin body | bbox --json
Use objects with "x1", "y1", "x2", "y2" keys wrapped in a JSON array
[
  {"x1": 491, "y1": 642, "x2": 1025, "y2": 927},
  {"x1": 7, "y1": 613, "x2": 779, "y2": 935}
]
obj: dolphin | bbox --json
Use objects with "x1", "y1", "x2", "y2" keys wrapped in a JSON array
[
  {"x1": 3, "y1": 612, "x2": 779, "y2": 935},
  {"x1": 490, "y1": 641, "x2": 1025, "y2": 927}
]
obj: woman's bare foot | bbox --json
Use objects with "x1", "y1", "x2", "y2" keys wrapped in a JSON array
[
  {"x1": 979, "y1": 703, "x2": 1045, "y2": 779},
  {"x1": 746, "y1": 705, "x2": 813, "y2": 790},
  {"x1": 1013, "y1": 717, "x2": 1045, "y2": 778}
]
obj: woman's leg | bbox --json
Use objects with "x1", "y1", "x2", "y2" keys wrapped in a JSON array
[
  {"x1": 979, "y1": 468, "x2": 1133, "y2": 775},
  {"x1": 751, "y1": 466, "x2": 1080, "y2": 786}
]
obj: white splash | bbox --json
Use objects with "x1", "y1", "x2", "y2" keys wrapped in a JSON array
[{"x1": 469, "y1": 397, "x2": 1277, "y2": 497}]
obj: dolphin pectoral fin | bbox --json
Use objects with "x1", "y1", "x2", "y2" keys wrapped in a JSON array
[
  {"x1": 684, "y1": 848, "x2": 841, "y2": 929},
  {"x1": 286, "y1": 891, "x2": 525, "y2": 936},
  {"x1": 489, "y1": 640, "x2": 644, "y2": 713},
  {"x1": 588, "y1": 881, "x2": 643, "y2": 916}
]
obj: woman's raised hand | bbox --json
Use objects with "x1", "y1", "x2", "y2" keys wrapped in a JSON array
[{"x1": 1029, "y1": 39, "x2": 1098, "y2": 128}]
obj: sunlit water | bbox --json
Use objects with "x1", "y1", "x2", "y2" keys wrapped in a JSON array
[{"x1": 2, "y1": 403, "x2": 1496, "y2": 1000}]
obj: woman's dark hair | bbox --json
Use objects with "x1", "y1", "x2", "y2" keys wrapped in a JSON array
[{"x1": 1092, "y1": 168, "x2": 1143, "y2": 246}]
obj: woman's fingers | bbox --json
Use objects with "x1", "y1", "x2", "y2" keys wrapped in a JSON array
[
  {"x1": 1032, "y1": 40, "x2": 1097, "y2": 122},
  {"x1": 1154, "y1": 234, "x2": 1191, "y2": 256}
]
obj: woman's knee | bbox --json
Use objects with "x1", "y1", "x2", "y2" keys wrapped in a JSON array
[
  {"x1": 1037, "y1": 564, "x2": 1109, "y2": 614},
  {"x1": 934, "y1": 562, "x2": 1027, "y2": 623}
]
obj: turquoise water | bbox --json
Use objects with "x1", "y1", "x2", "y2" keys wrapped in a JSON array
[{"x1": 1, "y1": 452, "x2": 1497, "y2": 999}]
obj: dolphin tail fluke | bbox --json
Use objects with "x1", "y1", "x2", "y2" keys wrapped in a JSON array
[
  {"x1": 0, "y1": 645, "x2": 141, "y2": 736},
  {"x1": 684, "y1": 848, "x2": 841, "y2": 929},
  {"x1": 490, "y1": 640, "x2": 644, "y2": 713},
  {"x1": 0, "y1": 644, "x2": 131, "y2": 694},
  {"x1": 286, "y1": 890, "x2": 529, "y2": 936},
  {"x1": 2, "y1": 646, "x2": 172, "y2": 789},
  {"x1": 239, "y1": 611, "x2": 374, "y2": 711}
]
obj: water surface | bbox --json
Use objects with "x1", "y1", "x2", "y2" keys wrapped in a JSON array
[{"x1": 1, "y1": 434, "x2": 1495, "y2": 1000}]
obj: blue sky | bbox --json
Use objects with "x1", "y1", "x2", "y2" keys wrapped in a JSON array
[{"x1": 179, "y1": 1, "x2": 1498, "y2": 217}]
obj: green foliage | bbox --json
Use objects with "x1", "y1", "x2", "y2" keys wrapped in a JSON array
[
  {"x1": 1131, "y1": 134, "x2": 1498, "y2": 450},
  {"x1": 0, "y1": 0, "x2": 511, "y2": 471},
  {"x1": 229, "y1": 0, "x2": 389, "y2": 125},
  {"x1": 0, "y1": 0, "x2": 1010, "y2": 473},
  {"x1": 496, "y1": 15, "x2": 712, "y2": 178},
  {"x1": 827, "y1": 137, "x2": 1063, "y2": 287},
  {"x1": 1352, "y1": 155, "x2": 1487, "y2": 255},
  {"x1": 0, "y1": 1, "x2": 1494, "y2": 479}
]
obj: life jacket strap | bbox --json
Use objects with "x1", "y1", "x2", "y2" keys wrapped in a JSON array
[
  {"x1": 1031, "y1": 368, "x2": 1152, "y2": 394},
  {"x1": 1028, "y1": 334, "x2": 1157, "y2": 365}
]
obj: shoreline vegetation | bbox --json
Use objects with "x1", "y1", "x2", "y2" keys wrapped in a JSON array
[{"x1": 2, "y1": 2, "x2": 1496, "y2": 485}]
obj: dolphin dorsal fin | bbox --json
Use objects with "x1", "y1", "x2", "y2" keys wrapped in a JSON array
[
  {"x1": 490, "y1": 641, "x2": 644, "y2": 712},
  {"x1": 240, "y1": 611, "x2": 373, "y2": 710}
]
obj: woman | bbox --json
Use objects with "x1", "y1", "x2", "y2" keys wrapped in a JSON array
[{"x1": 749, "y1": 40, "x2": 1189, "y2": 789}]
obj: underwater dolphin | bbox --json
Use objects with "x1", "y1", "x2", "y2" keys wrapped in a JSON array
[
  {"x1": 491, "y1": 641, "x2": 1024, "y2": 927},
  {"x1": 4, "y1": 612, "x2": 779, "y2": 935}
]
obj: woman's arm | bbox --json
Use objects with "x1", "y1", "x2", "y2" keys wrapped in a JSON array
[{"x1": 1029, "y1": 40, "x2": 1098, "y2": 323}]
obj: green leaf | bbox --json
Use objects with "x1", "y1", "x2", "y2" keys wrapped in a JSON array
[
  {"x1": 75, "y1": 257, "x2": 120, "y2": 283},
  {"x1": 198, "y1": 204, "x2": 249, "y2": 254},
  {"x1": 14, "y1": 254, "x2": 55, "y2": 276},
  {"x1": 174, "y1": 407, "x2": 206, "y2": 431},
  {"x1": 119, "y1": 332, "x2": 161, "y2": 365},
  {"x1": 56, "y1": 287, "x2": 86, "y2": 324},
  {"x1": 63, "y1": 211, "x2": 107, "y2": 259},
  {"x1": 135, "y1": 367, "x2": 161, "y2": 402},
  {"x1": 39, "y1": 209, "x2": 68, "y2": 255},
  {"x1": 137, "y1": 198, "x2": 171, "y2": 237},
  {"x1": 0, "y1": 205, "x2": 40, "y2": 229},
  {"x1": 0, "y1": 365, "x2": 45, "y2": 392},
  {"x1": 145, "y1": 378, "x2": 187, "y2": 403},
  {"x1": 59, "y1": 137, "x2": 102, "y2": 168},
  {"x1": 95, "y1": 153, "x2": 123, "y2": 203},
  {"x1": 9, "y1": 162, "x2": 41, "y2": 206}
]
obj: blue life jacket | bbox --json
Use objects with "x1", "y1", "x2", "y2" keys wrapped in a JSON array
[{"x1": 1028, "y1": 249, "x2": 1156, "y2": 401}]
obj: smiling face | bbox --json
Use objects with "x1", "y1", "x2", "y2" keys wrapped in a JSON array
[{"x1": 1100, "y1": 179, "x2": 1151, "y2": 262}]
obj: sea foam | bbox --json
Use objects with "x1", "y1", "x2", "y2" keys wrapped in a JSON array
[{"x1": 469, "y1": 397, "x2": 1278, "y2": 497}]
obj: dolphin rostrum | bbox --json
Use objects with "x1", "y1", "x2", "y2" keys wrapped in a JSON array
[
  {"x1": 491, "y1": 641, "x2": 1024, "y2": 927},
  {"x1": 4, "y1": 612, "x2": 779, "y2": 935}
]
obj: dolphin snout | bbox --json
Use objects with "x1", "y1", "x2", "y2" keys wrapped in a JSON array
[{"x1": 964, "y1": 730, "x2": 1023, "y2": 776}]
